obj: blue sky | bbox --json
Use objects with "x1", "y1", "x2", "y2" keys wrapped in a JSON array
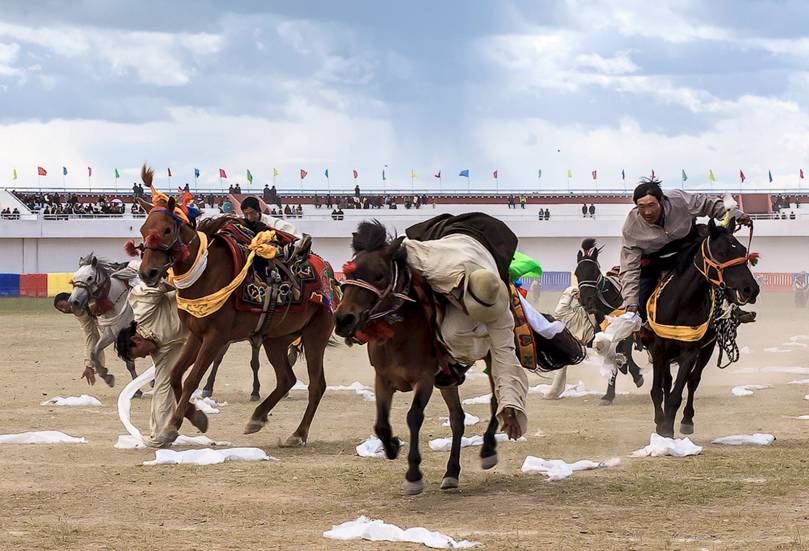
[{"x1": 1, "y1": 0, "x2": 809, "y2": 191}]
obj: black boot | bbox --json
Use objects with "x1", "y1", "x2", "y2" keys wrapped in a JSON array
[
  {"x1": 434, "y1": 363, "x2": 471, "y2": 388},
  {"x1": 733, "y1": 306, "x2": 756, "y2": 324}
]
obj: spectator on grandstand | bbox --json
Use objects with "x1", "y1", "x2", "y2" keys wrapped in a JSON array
[
  {"x1": 582, "y1": 203, "x2": 588, "y2": 217},
  {"x1": 355, "y1": 184, "x2": 361, "y2": 198},
  {"x1": 337, "y1": 208, "x2": 344, "y2": 220},
  {"x1": 538, "y1": 210, "x2": 545, "y2": 221},
  {"x1": 790, "y1": 211, "x2": 797, "y2": 220},
  {"x1": 234, "y1": 183, "x2": 242, "y2": 194},
  {"x1": 519, "y1": 195, "x2": 527, "y2": 209},
  {"x1": 296, "y1": 204, "x2": 303, "y2": 217},
  {"x1": 589, "y1": 204, "x2": 596, "y2": 218},
  {"x1": 284, "y1": 204, "x2": 293, "y2": 217},
  {"x1": 544, "y1": 208, "x2": 550, "y2": 220},
  {"x1": 331, "y1": 209, "x2": 339, "y2": 221}
]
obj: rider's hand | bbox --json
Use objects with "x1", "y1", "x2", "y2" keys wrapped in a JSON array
[
  {"x1": 500, "y1": 407, "x2": 523, "y2": 440},
  {"x1": 81, "y1": 366, "x2": 96, "y2": 386},
  {"x1": 625, "y1": 304, "x2": 639, "y2": 314},
  {"x1": 736, "y1": 214, "x2": 753, "y2": 227}
]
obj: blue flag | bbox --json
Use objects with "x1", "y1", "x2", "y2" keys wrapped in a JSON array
[
  {"x1": 769, "y1": 170, "x2": 773, "y2": 183},
  {"x1": 324, "y1": 169, "x2": 329, "y2": 178},
  {"x1": 194, "y1": 168, "x2": 200, "y2": 178},
  {"x1": 621, "y1": 169, "x2": 625, "y2": 180},
  {"x1": 459, "y1": 169, "x2": 470, "y2": 178},
  {"x1": 62, "y1": 166, "x2": 67, "y2": 176}
]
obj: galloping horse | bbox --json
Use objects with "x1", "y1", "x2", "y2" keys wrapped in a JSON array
[
  {"x1": 574, "y1": 239, "x2": 644, "y2": 404},
  {"x1": 646, "y1": 219, "x2": 758, "y2": 437},
  {"x1": 334, "y1": 221, "x2": 501, "y2": 494},
  {"x1": 68, "y1": 254, "x2": 140, "y2": 388},
  {"x1": 133, "y1": 166, "x2": 335, "y2": 446}
]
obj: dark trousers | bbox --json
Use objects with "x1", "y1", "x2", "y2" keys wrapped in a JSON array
[{"x1": 638, "y1": 264, "x2": 660, "y2": 322}]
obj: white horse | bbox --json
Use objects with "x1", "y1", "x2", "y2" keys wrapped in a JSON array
[{"x1": 68, "y1": 254, "x2": 141, "y2": 388}]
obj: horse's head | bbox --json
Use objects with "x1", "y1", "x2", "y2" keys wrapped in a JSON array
[
  {"x1": 334, "y1": 220, "x2": 407, "y2": 339},
  {"x1": 69, "y1": 255, "x2": 104, "y2": 314},
  {"x1": 701, "y1": 218, "x2": 760, "y2": 305},
  {"x1": 574, "y1": 238, "x2": 602, "y2": 314},
  {"x1": 131, "y1": 165, "x2": 190, "y2": 286}
]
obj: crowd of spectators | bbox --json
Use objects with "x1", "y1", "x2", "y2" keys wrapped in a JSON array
[{"x1": 10, "y1": 191, "x2": 139, "y2": 218}]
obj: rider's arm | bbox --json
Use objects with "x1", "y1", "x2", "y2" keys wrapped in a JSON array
[
  {"x1": 676, "y1": 189, "x2": 745, "y2": 221},
  {"x1": 619, "y1": 243, "x2": 642, "y2": 311}
]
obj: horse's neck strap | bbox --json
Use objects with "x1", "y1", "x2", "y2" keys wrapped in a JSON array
[{"x1": 169, "y1": 231, "x2": 209, "y2": 289}]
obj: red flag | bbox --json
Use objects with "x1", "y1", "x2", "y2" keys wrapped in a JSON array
[
  {"x1": 300, "y1": 169, "x2": 308, "y2": 180},
  {"x1": 493, "y1": 170, "x2": 498, "y2": 179},
  {"x1": 434, "y1": 170, "x2": 441, "y2": 179},
  {"x1": 353, "y1": 169, "x2": 358, "y2": 179},
  {"x1": 801, "y1": 169, "x2": 805, "y2": 180},
  {"x1": 37, "y1": 166, "x2": 47, "y2": 176},
  {"x1": 88, "y1": 166, "x2": 92, "y2": 177},
  {"x1": 739, "y1": 169, "x2": 745, "y2": 183},
  {"x1": 219, "y1": 168, "x2": 227, "y2": 178},
  {"x1": 592, "y1": 170, "x2": 597, "y2": 180},
  {"x1": 167, "y1": 167, "x2": 172, "y2": 178}
]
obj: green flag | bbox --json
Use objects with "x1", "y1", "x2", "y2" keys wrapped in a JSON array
[
  {"x1": 681, "y1": 169, "x2": 688, "y2": 182},
  {"x1": 509, "y1": 251, "x2": 543, "y2": 281},
  {"x1": 538, "y1": 169, "x2": 542, "y2": 179},
  {"x1": 246, "y1": 169, "x2": 253, "y2": 184},
  {"x1": 114, "y1": 168, "x2": 120, "y2": 178}
]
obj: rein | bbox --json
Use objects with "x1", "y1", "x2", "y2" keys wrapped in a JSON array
[
  {"x1": 576, "y1": 258, "x2": 622, "y2": 312},
  {"x1": 694, "y1": 226, "x2": 756, "y2": 289},
  {"x1": 131, "y1": 208, "x2": 199, "y2": 278},
  {"x1": 342, "y1": 260, "x2": 416, "y2": 324}
]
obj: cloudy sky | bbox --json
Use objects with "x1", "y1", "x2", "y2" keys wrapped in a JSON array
[{"x1": 2, "y1": 0, "x2": 809, "y2": 192}]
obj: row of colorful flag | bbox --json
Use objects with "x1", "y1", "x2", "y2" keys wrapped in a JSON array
[{"x1": 9, "y1": 166, "x2": 805, "y2": 184}]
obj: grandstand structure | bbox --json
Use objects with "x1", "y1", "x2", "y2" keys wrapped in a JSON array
[{"x1": 1, "y1": 187, "x2": 807, "y2": 297}]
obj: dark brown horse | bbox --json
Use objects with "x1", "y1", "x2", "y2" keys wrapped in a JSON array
[
  {"x1": 334, "y1": 221, "x2": 500, "y2": 495},
  {"x1": 647, "y1": 219, "x2": 759, "y2": 437},
  {"x1": 133, "y1": 166, "x2": 334, "y2": 447}
]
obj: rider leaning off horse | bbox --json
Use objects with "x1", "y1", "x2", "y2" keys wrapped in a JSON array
[{"x1": 620, "y1": 178, "x2": 755, "y2": 326}]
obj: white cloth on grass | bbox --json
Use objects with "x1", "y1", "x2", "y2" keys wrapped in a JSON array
[
  {"x1": 143, "y1": 447, "x2": 274, "y2": 465},
  {"x1": 462, "y1": 393, "x2": 491, "y2": 405},
  {"x1": 731, "y1": 384, "x2": 770, "y2": 397},
  {"x1": 115, "y1": 434, "x2": 231, "y2": 449},
  {"x1": 429, "y1": 433, "x2": 525, "y2": 452},
  {"x1": 521, "y1": 456, "x2": 620, "y2": 481},
  {"x1": 324, "y1": 516, "x2": 479, "y2": 549},
  {"x1": 41, "y1": 395, "x2": 102, "y2": 407},
  {"x1": 441, "y1": 413, "x2": 480, "y2": 427},
  {"x1": 355, "y1": 435, "x2": 407, "y2": 458},
  {"x1": 327, "y1": 382, "x2": 375, "y2": 401},
  {"x1": 631, "y1": 433, "x2": 702, "y2": 457},
  {"x1": 711, "y1": 433, "x2": 775, "y2": 446},
  {"x1": 0, "y1": 431, "x2": 87, "y2": 444}
]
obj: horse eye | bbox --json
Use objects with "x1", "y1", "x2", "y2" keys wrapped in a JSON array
[
  {"x1": 375, "y1": 274, "x2": 385, "y2": 283},
  {"x1": 164, "y1": 228, "x2": 171, "y2": 235}
]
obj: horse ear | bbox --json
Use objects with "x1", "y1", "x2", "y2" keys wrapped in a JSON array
[
  {"x1": 351, "y1": 231, "x2": 364, "y2": 253},
  {"x1": 167, "y1": 196, "x2": 176, "y2": 212},
  {"x1": 137, "y1": 197, "x2": 153, "y2": 212},
  {"x1": 708, "y1": 218, "x2": 718, "y2": 236},
  {"x1": 591, "y1": 247, "x2": 600, "y2": 260},
  {"x1": 577, "y1": 250, "x2": 583, "y2": 263},
  {"x1": 91, "y1": 256, "x2": 98, "y2": 268},
  {"x1": 386, "y1": 235, "x2": 406, "y2": 259}
]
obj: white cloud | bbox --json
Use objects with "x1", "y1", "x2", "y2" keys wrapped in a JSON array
[{"x1": 0, "y1": 42, "x2": 21, "y2": 76}]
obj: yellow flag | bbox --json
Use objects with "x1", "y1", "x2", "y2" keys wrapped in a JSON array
[
  {"x1": 410, "y1": 169, "x2": 417, "y2": 178},
  {"x1": 12, "y1": 168, "x2": 17, "y2": 180},
  {"x1": 273, "y1": 168, "x2": 279, "y2": 177},
  {"x1": 567, "y1": 169, "x2": 573, "y2": 178},
  {"x1": 709, "y1": 169, "x2": 716, "y2": 182}
]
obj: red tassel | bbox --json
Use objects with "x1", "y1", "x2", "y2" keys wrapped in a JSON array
[
  {"x1": 124, "y1": 239, "x2": 139, "y2": 257},
  {"x1": 144, "y1": 232, "x2": 162, "y2": 248},
  {"x1": 342, "y1": 261, "x2": 357, "y2": 276},
  {"x1": 356, "y1": 320, "x2": 395, "y2": 343},
  {"x1": 90, "y1": 298, "x2": 114, "y2": 316},
  {"x1": 748, "y1": 252, "x2": 760, "y2": 266}
]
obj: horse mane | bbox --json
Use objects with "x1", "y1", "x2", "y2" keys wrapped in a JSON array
[
  {"x1": 197, "y1": 215, "x2": 242, "y2": 237},
  {"x1": 352, "y1": 220, "x2": 388, "y2": 253},
  {"x1": 78, "y1": 254, "x2": 115, "y2": 273},
  {"x1": 674, "y1": 224, "x2": 711, "y2": 274},
  {"x1": 141, "y1": 164, "x2": 154, "y2": 189}
]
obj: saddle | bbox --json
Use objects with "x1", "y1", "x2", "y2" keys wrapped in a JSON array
[{"x1": 213, "y1": 223, "x2": 338, "y2": 317}]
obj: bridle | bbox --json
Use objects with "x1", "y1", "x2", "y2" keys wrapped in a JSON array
[
  {"x1": 341, "y1": 258, "x2": 416, "y2": 326},
  {"x1": 576, "y1": 257, "x2": 622, "y2": 311},
  {"x1": 71, "y1": 264, "x2": 110, "y2": 301},
  {"x1": 694, "y1": 226, "x2": 756, "y2": 291},
  {"x1": 132, "y1": 207, "x2": 198, "y2": 278}
]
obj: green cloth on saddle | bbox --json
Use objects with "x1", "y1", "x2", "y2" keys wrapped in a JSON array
[{"x1": 509, "y1": 251, "x2": 543, "y2": 281}]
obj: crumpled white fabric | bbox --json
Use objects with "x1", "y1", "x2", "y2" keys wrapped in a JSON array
[
  {"x1": 521, "y1": 456, "x2": 620, "y2": 481},
  {"x1": 0, "y1": 431, "x2": 87, "y2": 444},
  {"x1": 518, "y1": 294, "x2": 565, "y2": 338},
  {"x1": 190, "y1": 389, "x2": 228, "y2": 414},
  {"x1": 355, "y1": 435, "x2": 407, "y2": 458},
  {"x1": 327, "y1": 382, "x2": 375, "y2": 401},
  {"x1": 440, "y1": 413, "x2": 480, "y2": 427},
  {"x1": 592, "y1": 312, "x2": 641, "y2": 379},
  {"x1": 323, "y1": 516, "x2": 479, "y2": 549},
  {"x1": 711, "y1": 433, "x2": 775, "y2": 446},
  {"x1": 461, "y1": 393, "x2": 491, "y2": 405},
  {"x1": 291, "y1": 379, "x2": 308, "y2": 391},
  {"x1": 428, "y1": 433, "x2": 525, "y2": 452},
  {"x1": 631, "y1": 433, "x2": 702, "y2": 457},
  {"x1": 143, "y1": 447, "x2": 274, "y2": 465},
  {"x1": 114, "y1": 434, "x2": 231, "y2": 450},
  {"x1": 118, "y1": 364, "x2": 156, "y2": 441},
  {"x1": 528, "y1": 381, "x2": 601, "y2": 398},
  {"x1": 41, "y1": 395, "x2": 102, "y2": 407},
  {"x1": 731, "y1": 384, "x2": 770, "y2": 397},
  {"x1": 788, "y1": 379, "x2": 809, "y2": 385}
]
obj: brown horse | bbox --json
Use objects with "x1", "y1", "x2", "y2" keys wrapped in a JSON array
[
  {"x1": 334, "y1": 221, "x2": 500, "y2": 495},
  {"x1": 133, "y1": 166, "x2": 334, "y2": 447}
]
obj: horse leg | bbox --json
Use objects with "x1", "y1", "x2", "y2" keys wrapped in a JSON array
[
  {"x1": 600, "y1": 372, "x2": 617, "y2": 406},
  {"x1": 202, "y1": 342, "x2": 228, "y2": 399},
  {"x1": 249, "y1": 337, "x2": 262, "y2": 402},
  {"x1": 404, "y1": 380, "x2": 433, "y2": 495},
  {"x1": 650, "y1": 346, "x2": 669, "y2": 436},
  {"x1": 480, "y1": 366, "x2": 499, "y2": 470},
  {"x1": 622, "y1": 338, "x2": 645, "y2": 388},
  {"x1": 439, "y1": 385, "x2": 465, "y2": 490},
  {"x1": 373, "y1": 372, "x2": 400, "y2": 460},
  {"x1": 125, "y1": 360, "x2": 142, "y2": 398},
  {"x1": 663, "y1": 351, "x2": 695, "y2": 438},
  {"x1": 158, "y1": 333, "x2": 221, "y2": 444},
  {"x1": 284, "y1": 310, "x2": 332, "y2": 446},
  {"x1": 680, "y1": 345, "x2": 712, "y2": 434},
  {"x1": 243, "y1": 336, "x2": 297, "y2": 436}
]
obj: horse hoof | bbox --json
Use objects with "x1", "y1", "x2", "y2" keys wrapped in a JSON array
[
  {"x1": 480, "y1": 454, "x2": 498, "y2": 470},
  {"x1": 157, "y1": 429, "x2": 179, "y2": 445},
  {"x1": 281, "y1": 435, "x2": 306, "y2": 448},
  {"x1": 599, "y1": 398, "x2": 614, "y2": 406},
  {"x1": 133, "y1": 389, "x2": 143, "y2": 399},
  {"x1": 679, "y1": 422, "x2": 695, "y2": 435},
  {"x1": 102, "y1": 374, "x2": 115, "y2": 388},
  {"x1": 403, "y1": 479, "x2": 424, "y2": 495},
  {"x1": 634, "y1": 376, "x2": 645, "y2": 388},
  {"x1": 200, "y1": 389, "x2": 213, "y2": 399},
  {"x1": 190, "y1": 410, "x2": 209, "y2": 433},
  {"x1": 440, "y1": 477, "x2": 459, "y2": 490},
  {"x1": 250, "y1": 394, "x2": 261, "y2": 402},
  {"x1": 243, "y1": 418, "x2": 265, "y2": 434}
]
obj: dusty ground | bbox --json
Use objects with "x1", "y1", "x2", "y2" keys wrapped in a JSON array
[{"x1": 1, "y1": 292, "x2": 809, "y2": 550}]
